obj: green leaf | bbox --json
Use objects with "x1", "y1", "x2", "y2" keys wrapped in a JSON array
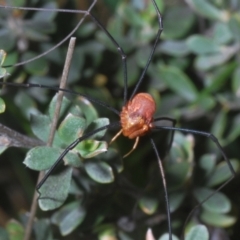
[
  {"x1": 11, "y1": 0, "x2": 25, "y2": 7},
  {"x1": 195, "y1": 94, "x2": 215, "y2": 112},
  {"x1": 31, "y1": 113, "x2": 63, "y2": 147},
  {"x1": 228, "y1": 16, "x2": 240, "y2": 43},
  {"x1": 76, "y1": 140, "x2": 108, "y2": 158},
  {"x1": 0, "y1": 227, "x2": 8, "y2": 240},
  {"x1": 0, "y1": 49, "x2": 7, "y2": 66},
  {"x1": 58, "y1": 113, "x2": 86, "y2": 145},
  {"x1": 139, "y1": 196, "x2": 159, "y2": 215},
  {"x1": 168, "y1": 132, "x2": 194, "y2": 165},
  {"x1": 63, "y1": 151, "x2": 83, "y2": 168},
  {"x1": 24, "y1": 11, "x2": 56, "y2": 41},
  {"x1": 2, "y1": 51, "x2": 17, "y2": 72},
  {"x1": 200, "y1": 211, "x2": 236, "y2": 227},
  {"x1": 120, "y1": 4, "x2": 143, "y2": 27},
  {"x1": 159, "y1": 233, "x2": 179, "y2": 240},
  {"x1": 158, "y1": 65, "x2": 198, "y2": 102},
  {"x1": 205, "y1": 62, "x2": 237, "y2": 95},
  {"x1": 51, "y1": 201, "x2": 86, "y2": 236},
  {"x1": 186, "y1": 35, "x2": 221, "y2": 55},
  {"x1": 0, "y1": 67, "x2": 9, "y2": 78},
  {"x1": 22, "y1": 52, "x2": 48, "y2": 75},
  {"x1": 163, "y1": 6, "x2": 195, "y2": 39},
  {"x1": 67, "y1": 47, "x2": 84, "y2": 82},
  {"x1": 33, "y1": 219, "x2": 53, "y2": 240},
  {"x1": 224, "y1": 114, "x2": 240, "y2": 145},
  {"x1": 185, "y1": 225, "x2": 209, "y2": 240},
  {"x1": 86, "y1": 118, "x2": 110, "y2": 139},
  {"x1": 166, "y1": 162, "x2": 191, "y2": 189},
  {"x1": 84, "y1": 159, "x2": 114, "y2": 183},
  {"x1": 210, "y1": 111, "x2": 227, "y2": 142},
  {"x1": 213, "y1": 22, "x2": 233, "y2": 45},
  {"x1": 24, "y1": 146, "x2": 62, "y2": 171},
  {"x1": 186, "y1": 0, "x2": 228, "y2": 21},
  {"x1": 0, "y1": 50, "x2": 9, "y2": 78},
  {"x1": 77, "y1": 22, "x2": 96, "y2": 37},
  {"x1": 169, "y1": 191, "x2": 185, "y2": 212},
  {"x1": 31, "y1": 114, "x2": 51, "y2": 143},
  {"x1": 199, "y1": 154, "x2": 217, "y2": 177},
  {"x1": 14, "y1": 91, "x2": 37, "y2": 119},
  {"x1": 48, "y1": 94, "x2": 74, "y2": 121},
  {"x1": 75, "y1": 97, "x2": 98, "y2": 125},
  {"x1": 38, "y1": 168, "x2": 73, "y2": 211},
  {"x1": 194, "y1": 187, "x2": 231, "y2": 213},
  {"x1": 159, "y1": 40, "x2": 190, "y2": 57},
  {"x1": 0, "y1": 97, "x2": 6, "y2": 113},
  {"x1": 97, "y1": 224, "x2": 117, "y2": 240},
  {"x1": 6, "y1": 220, "x2": 24, "y2": 240},
  {"x1": 195, "y1": 46, "x2": 237, "y2": 71},
  {"x1": 206, "y1": 159, "x2": 238, "y2": 187},
  {"x1": 102, "y1": 148, "x2": 123, "y2": 173},
  {"x1": 0, "y1": 29, "x2": 15, "y2": 52},
  {"x1": 232, "y1": 67, "x2": 240, "y2": 97},
  {"x1": 33, "y1": 2, "x2": 57, "y2": 22}
]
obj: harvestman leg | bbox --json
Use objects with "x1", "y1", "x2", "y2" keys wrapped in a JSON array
[
  {"x1": 0, "y1": 82, "x2": 120, "y2": 115},
  {"x1": 1, "y1": 1, "x2": 128, "y2": 104},
  {"x1": 1, "y1": 1, "x2": 97, "y2": 67},
  {"x1": 2, "y1": 1, "x2": 174, "y2": 239},
  {"x1": 157, "y1": 126, "x2": 236, "y2": 178},
  {"x1": 150, "y1": 137, "x2": 172, "y2": 239},
  {"x1": 130, "y1": 0, "x2": 163, "y2": 100},
  {"x1": 118, "y1": 1, "x2": 172, "y2": 238},
  {"x1": 154, "y1": 125, "x2": 236, "y2": 232},
  {"x1": 145, "y1": 117, "x2": 176, "y2": 239},
  {"x1": 37, "y1": 122, "x2": 120, "y2": 190},
  {"x1": 153, "y1": 117, "x2": 177, "y2": 156},
  {"x1": 1, "y1": 1, "x2": 129, "y2": 189},
  {"x1": 130, "y1": 118, "x2": 176, "y2": 239}
]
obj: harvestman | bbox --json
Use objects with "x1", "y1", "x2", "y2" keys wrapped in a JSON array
[{"x1": 0, "y1": 0, "x2": 236, "y2": 239}]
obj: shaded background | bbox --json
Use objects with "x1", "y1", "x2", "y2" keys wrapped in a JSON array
[{"x1": 0, "y1": 0, "x2": 240, "y2": 239}]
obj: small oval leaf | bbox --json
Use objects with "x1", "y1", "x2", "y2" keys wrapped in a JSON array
[
  {"x1": 84, "y1": 159, "x2": 114, "y2": 183},
  {"x1": 38, "y1": 168, "x2": 73, "y2": 211},
  {"x1": 76, "y1": 140, "x2": 108, "y2": 158},
  {"x1": 139, "y1": 196, "x2": 159, "y2": 215},
  {"x1": 0, "y1": 97, "x2": 6, "y2": 113},
  {"x1": 169, "y1": 191, "x2": 185, "y2": 213},
  {"x1": 200, "y1": 211, "x2": 236, "y2": 227},
  {"x1": 159, "y1": 233, "x2": 179, "y2": 240},
  {"x1": 158, "y1": 65, "x2": 198, "y2": 102},
  {"x1": 194, "y1": 187, "x2": 231, "y2": 213},
  {"x1": 206, "y1": 159, "x2": 238, "y2": 187},
  {"x1": 24, "y1": 146, "x2": 62, "y2": 171},
  {"x1": 185, "y1": 225, "x2": 209, "y2": 240},
  {"x1": 187, "y1": 35, "x2": 220, "y2": 55},
  {"x1": 186, "y1": 0, "x2": 228, "y2": 21},
  {"x1": 56, "y1": 202, "x2": 86, "y2": 236},
  {"x1": 86, "y1": 118, "x2": 110, "y2": 139},
  {"x1": 6, "y1": 220, "x2": 24, "y2": 240},
  {"x1": 58, "y1": 113, "x2": 86, "y2": 145},
  {"x1": 22, "y1": 52, "x2": 48, "y2": 75}
]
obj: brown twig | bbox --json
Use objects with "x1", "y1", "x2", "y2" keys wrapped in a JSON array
[
  {"x1": 0, "y1": 123, "x2": 44, "y2": 148},
  {"x1": 23, "y1": 37, "x2": 76, "y2": 240}
]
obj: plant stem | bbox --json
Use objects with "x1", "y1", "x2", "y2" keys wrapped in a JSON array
[{"x1": 23, "y1": 37, "x2": 76, "y2": 240}]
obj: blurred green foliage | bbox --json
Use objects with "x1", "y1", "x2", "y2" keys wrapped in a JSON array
[{"x1": 0, "y1": 0, "x2": 240, "y2": 239}]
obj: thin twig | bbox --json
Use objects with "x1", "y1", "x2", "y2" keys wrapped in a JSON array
[
  {"x1": 0, "y1": 123, "x2": 44, "y2": 148},
  {"x1": 2, "y1": 0, "x2": 97, "y2": 68},
  {"x1": 23, "y1": 37, "x2": 76, "y2": 240}
]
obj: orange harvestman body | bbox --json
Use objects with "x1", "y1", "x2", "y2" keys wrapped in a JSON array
[
  {"x1": 0, "y1": 0, "x2": 237, "y2": 239},
  {"x1": 111, "y1": 93, "x2": 156, "y2": 157}
]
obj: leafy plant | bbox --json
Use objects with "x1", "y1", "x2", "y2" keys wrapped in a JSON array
[{"x1": 0, "y1": 0, "x2": 240, "y2": 239}]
